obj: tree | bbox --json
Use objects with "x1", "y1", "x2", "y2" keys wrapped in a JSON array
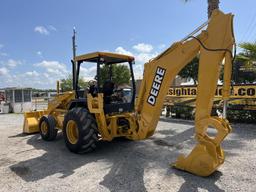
[
  {"x1": 238, "y1": 42, "x2": 256, "y2": 60},
  {"x1": 178, "y1": 56, "x2": 199, "y2": 85},
  {"x1": 207, "y1": 0, "x2": 219, "y2": 18},
  {"x1": 232, "y1": 42, "x2": 256, "y2": 83},
  {"x1": 219, "y1": 42, "x2": 256, "y2": 84},
  {"x1": 98, "y1": 64, "x2": 131, "y2": 86},
  {"x1": 184, "y1": 0, "x2": 220, "y2": 18},
  {"x1": 60, "y1": 74, "x2": 88, "y2": 92}
]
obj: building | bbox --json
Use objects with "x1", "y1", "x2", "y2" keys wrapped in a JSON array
[{"x1": 3, "y1": 87, "x2": 33, "y2": 113}]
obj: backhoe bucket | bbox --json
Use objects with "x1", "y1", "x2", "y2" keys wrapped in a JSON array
[
  {"x1": 23, "y1": 111, "x2": 47, "y2": 134},
  {"x1": 173, "y1": 143, "x2": 225, "y2": 176},
  {"x1": 173, "y1": 117, "x2": 231, "y2": 176}
]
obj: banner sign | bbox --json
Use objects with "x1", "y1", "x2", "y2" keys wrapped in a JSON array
[{"x1": 168, "y1": 84, "x2": 256, "y2": 99}]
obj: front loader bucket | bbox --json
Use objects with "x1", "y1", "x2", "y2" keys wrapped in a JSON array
[
  {"x1": 23, "y1": 111, "x2": 47, "y2": 134},
  {"x1": 173, "y1": 143, "x2": 225, "y2": 176}
]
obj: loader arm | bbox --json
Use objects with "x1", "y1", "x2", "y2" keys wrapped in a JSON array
[{"x1": 135, "y1": 10, "x2": 235, "y2": 176}]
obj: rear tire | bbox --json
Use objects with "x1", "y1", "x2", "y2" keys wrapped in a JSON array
[
  {"x1": 39, "y1": 115, "x2": 58, "y2": 141},
  {"x1": 63, "y1": 107, "x2": 98, "y2": 153}
]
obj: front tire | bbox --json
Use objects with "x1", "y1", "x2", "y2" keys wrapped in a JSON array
[
  {"x1": 39, "y1": 115, "x2": 58, "y2": 141},
  {"x1": 63, "y1": 107, "x2": 98, "y2": 153}
]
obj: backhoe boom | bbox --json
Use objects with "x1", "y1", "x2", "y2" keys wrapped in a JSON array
[{"x1": 135, "y1": 10, "x2": 235, "y2": 176}]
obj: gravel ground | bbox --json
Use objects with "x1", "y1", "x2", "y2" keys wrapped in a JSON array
[{"x1": 0, "y1": 113, "x2": 255, "y2": 192}]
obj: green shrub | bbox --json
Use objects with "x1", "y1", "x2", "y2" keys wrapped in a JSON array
[
  {"x1": 169, "y1": 105, "x2": 256, "y2": 123},
  {"x1": 170, "y1": 105, "x2": 195, "y2": 120}
]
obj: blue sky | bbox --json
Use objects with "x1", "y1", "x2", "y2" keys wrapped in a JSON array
[{"x1": 0, "y1": 0, "x2": 256, "y2": 89}]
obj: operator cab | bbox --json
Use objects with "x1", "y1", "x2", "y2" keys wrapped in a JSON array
[{"x1": 72, "y1": 52, "x2": 136, "y2": 114}]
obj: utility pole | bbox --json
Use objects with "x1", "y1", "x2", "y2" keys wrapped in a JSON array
[
  {"x1": 72, "y1": 27, "x2": 77, "y2": 60},
  {"x1": 72, "y1": 28, "x2": 77, "y2": 90}
]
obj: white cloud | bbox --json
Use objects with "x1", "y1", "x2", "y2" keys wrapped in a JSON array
[
  {"x1": 80, "y1": 66, "x2": 97, "y2": 80},
  {"x1": 133, "y1": 51, "x2": 158, "y2": 79},
  {"x1": 115, "y1": 46, "x2": 157, "y2": 63},
  {"x1": 0, "y1": 59, "x2": 68, "y2": 89},
  {"x1": 34, "y1": 25, "x2": 57, "y2": 35},
  {"x1": 34, "y1": 26, "x2": 49, "y2": 35},
  {"x1": 133, "y1": 64, "x2": 144, "y2": 79},
  {"x1": 25, "y1": 70, "x2": 39, "y2": 77},
  {"x1": 34, "y1": 60, "x2": 68, "y2": 77},
  {"x1": 43, "y1": 73, "x2": 49, "y2": 78},
  {"x1": 34, "y1": 60, "x2": 66, "y2": 70},
  {"x1": 1, "y1": 72, "x2": 43, "y2": 88},
  {"x1": 114, "y1": 43, "x2": 161, "y2": 79},
  {"x1": 136, "y1": 52, "x2": 158, "y2": 63},
  {"x1": 6, "y1": 59, "x2": 22, "y2": 68},
  {"x1": 0, "y1": 44, "x2": 3, "y2": 49},
  {"x1": 115, "y1": 47, "x2": 133, "y2": 56},
  {"x1": 115, "y1": 44, "x2": 157, "y2": 64},
  {"x1": 1, "y1": 68, "x2": 65, "y2": 89},
  {"x1": 133, "y1": 43, "x2": 153, "y2": 53},
  {"x1": 80, "y1": 66, "x2": 96, "y2": 74},
  {"x1": 0, "y1": 67, "x2": 8, "y2": 76},
  {"x1": 0, "y1": 42, "x2": 163, "y2": 88}
]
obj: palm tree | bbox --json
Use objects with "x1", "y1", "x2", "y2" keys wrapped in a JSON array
[
  {"x1": 184, "y1": 0, "x2": 220, "y2": 18},
  {"x1": 232, "y1": 42, "x2": 256, "y2": 83},
  {"x1": 238, "y1": 42, "x2": 256, "y2": 60},
  {"x1": 207, "y1": 0, "x2": 219, "y2": 18}
]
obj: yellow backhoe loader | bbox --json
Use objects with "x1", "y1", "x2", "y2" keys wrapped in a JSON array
[{"x1": 23, "y1": 10, "x2": 235, "y2": 176}]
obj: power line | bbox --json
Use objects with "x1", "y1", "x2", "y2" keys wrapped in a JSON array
[
  {"x1": 241, "y1": 11, "x2": 256, "y2": 42},
  {"x1": 246, "y1": 18, "x2": 256, "y2": 42}
]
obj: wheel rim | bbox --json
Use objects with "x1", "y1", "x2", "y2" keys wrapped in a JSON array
[
  {"x1": 66, "y1": 120, "x2": 79, "y2": 144},
  {"x1": 41, "y1": 121, "x2": 48, "y2": 135}
]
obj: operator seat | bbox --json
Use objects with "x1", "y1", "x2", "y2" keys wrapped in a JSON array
[
  {"x1": 103, "y1": 80, "x2": 115, "y2": 104},
  {"x1": 89, "y1": 84, "x2": 97, "y2": 97}
]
